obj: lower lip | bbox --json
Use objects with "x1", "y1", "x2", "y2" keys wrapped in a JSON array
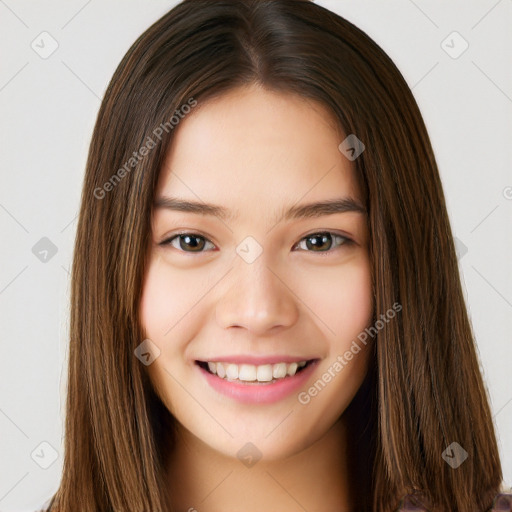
[{"x1": 197, "y1": 361, "x2": 319, "y2": 404}]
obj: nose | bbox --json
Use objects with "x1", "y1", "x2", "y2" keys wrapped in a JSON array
[{"x1": 215, "y1": 254, "x2": 299, "y2": 335}]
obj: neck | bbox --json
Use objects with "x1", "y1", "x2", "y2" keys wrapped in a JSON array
[{"x1": 165, "y1": 416, "x2": 352, "y2": 512}]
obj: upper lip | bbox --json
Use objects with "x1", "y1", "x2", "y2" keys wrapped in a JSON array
[{"x1": 196, "y1": 355, "x2": 319, "y2": 365}]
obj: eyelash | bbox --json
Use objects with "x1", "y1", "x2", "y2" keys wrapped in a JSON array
[{"x1": 159, "y1": 231, "x2": 354, "y2": 255}]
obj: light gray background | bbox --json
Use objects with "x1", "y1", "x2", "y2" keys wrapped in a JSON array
[{"x1": 1, "y1": 1, "x2": 511, "y2": 510}]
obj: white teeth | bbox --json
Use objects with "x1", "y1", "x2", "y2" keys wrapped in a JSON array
[
  {"x1": 239, "y1": 364, "x2": 257, "y2": 381},
  {"x1": 273, "y1": 363, "x2": 287, "y2": 379},
  {"x1": 256, "y1": 364, "x2": 273, "y2": 382},
  {"x1": 204, "y1": 360, "x2": 309, "y2": 382},
  {"x1": 287, "y1": 362, "x2": 298, "y2": 376},
  {"x1": 226, "y1": 364, "x2": 239, "y2": 380},
  {"x1": 216, "y1": 362, "x2": 226, "y2": 378}
]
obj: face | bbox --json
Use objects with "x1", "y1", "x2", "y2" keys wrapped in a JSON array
[{"x1": 139, "y1": 84, "x2": 373, "y2": 461}]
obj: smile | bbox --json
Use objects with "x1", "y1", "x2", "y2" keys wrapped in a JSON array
[
  {"x1": 195, "y1": 358, "x2": 320, "y2": 404},
  {"x1": 198, "y1": 360, "x2": 309, "y2": 382}
]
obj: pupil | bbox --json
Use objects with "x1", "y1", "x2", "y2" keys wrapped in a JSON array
[
  {"x1": 307, "y1": 233, "x2": 332, "y2": 251},
  {"x1": 181, "y1": 235, "x2": 204, "y2": 252}
]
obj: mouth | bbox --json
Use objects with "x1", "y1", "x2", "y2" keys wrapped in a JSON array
[
  {"x1": 195, "y1": 359, "x2": 316, "y2": 384},
  {"x1": 195, "y1": 358, "x2": 320, "y2": 404}
]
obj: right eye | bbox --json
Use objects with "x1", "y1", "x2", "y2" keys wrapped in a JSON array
[{"x1": 160, "y1": 233, "x2": 216, "y2": 253}]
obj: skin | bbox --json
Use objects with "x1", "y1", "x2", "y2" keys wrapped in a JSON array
[{"x1": 139, "y1": 83, "x2": 374, "y2": 512}]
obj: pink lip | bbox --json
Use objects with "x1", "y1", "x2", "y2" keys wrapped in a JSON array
[
  {"x1": 196, "y1": 355, "x2": 317, "y2": 365},
  {"x1": 197, "y1": 360, "x2": 320, "y2": 404}
]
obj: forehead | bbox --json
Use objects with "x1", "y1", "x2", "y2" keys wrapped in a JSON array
[{"x1": 155, "y1": 85, "x2": 362, "y2": 219}]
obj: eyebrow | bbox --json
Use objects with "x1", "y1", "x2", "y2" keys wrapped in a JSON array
[{"x1": 154, "y1": 195, "x2": 367, "y2": 223}]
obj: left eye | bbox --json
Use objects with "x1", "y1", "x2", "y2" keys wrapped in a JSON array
[
  {"x1": 162, "y1": 233, "x2": 216, "y2": 253},
  {"x1": 160, "y1": 231, "x2": 352, "y2": 253},
  {"x1": 294, "y1": 232, "x2": 352, "y2": 252}
]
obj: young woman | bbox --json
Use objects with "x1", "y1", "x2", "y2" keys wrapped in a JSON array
[{"x1": 44, "y1": 0, "x2": 507, "y2": 510}]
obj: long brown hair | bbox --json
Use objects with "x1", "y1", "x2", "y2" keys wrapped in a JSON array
[{"x1": 48, "y1": 0, "x2": 503, "y2": 510}]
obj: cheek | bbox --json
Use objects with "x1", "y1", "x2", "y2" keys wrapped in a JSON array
[
  {"x1": 139, "y1": 254, "x2": 203, "y2": 343},
  {"x1": 139, "y1": 282, "x2": 168, "y2": 340},
  {"x1": 139, "y1": 257, "x2": 189, "y2": 412},
  {"x1": 335, "y1": 260, "x2": 373, "y2": 337},
  {"x1": 297, "y1": 254, "x2": 373, "y2": 344},
  {"x1": 301, "y1": 260, "x2": 373, "y2": 420},
  {"x1": 138, "y1": 254, "x2": 214, "y2": 395}
]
